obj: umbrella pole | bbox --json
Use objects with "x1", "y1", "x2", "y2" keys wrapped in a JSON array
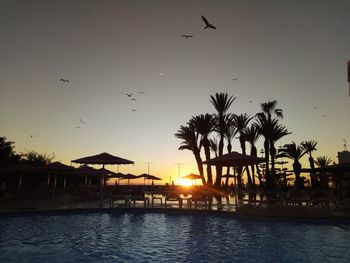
[
  {"x1": 18, "y1": 173, "x2": 22, "y2": 193},
  {"x1": 63, "y1": 175, "x2": 67, "y2": 189},
  {"x1": 234, "y1": 167, "x2": 238, "y2": 211},
  {"x1": 100, "y1": 164, "x2": 104, "y2": 207},
  {"x1": 47, "y1": 172, "x2": 51, "y2": 190}
]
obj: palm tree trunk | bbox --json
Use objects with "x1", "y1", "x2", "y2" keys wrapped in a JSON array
[
  {"x1": 309, "y1": 156, "x2": 317, "y2": 188},
  {"x1": 293, "y1": 161, "x2": 302, "y2": 189},
  {"x1": 225, "y1": 143, "x2": 232, "y2": 187},
  {"x1": 264, "y1": 138, "x2": 271, "y2": 188},
  {"x1": 194, "y1": 152, "x2": 206, "y2": 185},
  {"x1": 214, "y1": 135, "x2": 224, "y2": 188},
  {"x1": 250, "y1": 146, "x2": 258, "y2": 186},
  {"x1": 203, "y1": 140, "x2": 213, "y2": 186},
  {"x1": 270, "y1": 143, "x2": 277, "y2": 188}
]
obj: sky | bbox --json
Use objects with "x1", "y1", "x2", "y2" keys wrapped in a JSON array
[{"x1": 1, "y1": 0, "x2": 350, "y2": 184}]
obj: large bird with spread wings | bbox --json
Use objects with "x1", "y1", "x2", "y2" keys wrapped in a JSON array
[{"x1": 201, "y1": 15, "x2": 216, "y2": 29}]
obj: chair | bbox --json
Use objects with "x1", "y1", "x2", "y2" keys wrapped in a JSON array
[
  {"x1": 130, "y1": 189, "x2": 150, "y2": 207},
  {"x1": 164, "y1": 192, "x2": 183, "y2": 208},
  {"x1": 188, "y1": 192, "x2": 209, "y2": 209},
  {"x1": 110, "y1": 188, "x2": 130, "y2": 208}
]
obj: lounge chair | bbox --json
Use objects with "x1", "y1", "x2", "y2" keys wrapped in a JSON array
[
  {"x1": 130, "y1": 189, "x2": 149, "y2": 207},
  {"x1": 110, "y1": 188, "x2": 130, "y2": 208},
  {"x1": 188, "y1": 192, "x2": 209, "y2": 209},
  {"x1": 164, "y1": 192, "x2": 183, "y2": 208}
]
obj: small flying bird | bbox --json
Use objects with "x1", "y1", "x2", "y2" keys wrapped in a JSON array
[
  {"x1": 201, "y1": 15, "x2": 217, "y2": 29},
  {"x1": 126, "y1": 93, "x2": 133, "y2": 97},
  {"x1": 80, "y1": 118, "x2": 85, "y2": 124},
  {"x1": 60, "y1": 79, "x2": 69, "y2": 82},
  {"x1": 138, "y1": 91, "x2": 145, "y2": 94},
  {"x1": 30, "y1": 134, "x2": 39, "y2": 138},
  {"x1": 232, "y1": 77, "x2": 238, "y2": 81},
  {"x1": 181, "y1": 34, "x2": 193, "y2": 38},
  {"x1": 131, "y1": 98, "x2": 137, "y2": 101},
  {"x1": 131, "y1": 108, "x2": 137, "y2": 112}
]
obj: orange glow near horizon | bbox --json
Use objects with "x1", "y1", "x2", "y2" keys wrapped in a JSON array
[{"x1": 176, "y1": 178, "x2": 192, "y2": 187}]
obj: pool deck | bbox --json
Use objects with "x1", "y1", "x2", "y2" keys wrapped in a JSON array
[{"x1": 1, "y1": 194, "x2": 350, "y2": 222}]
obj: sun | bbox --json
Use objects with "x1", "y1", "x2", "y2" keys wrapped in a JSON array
[{"x1": 176, "y1": 178, "x2": 192, "y2": 187}]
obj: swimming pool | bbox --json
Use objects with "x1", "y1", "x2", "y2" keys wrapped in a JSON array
[{"x1": 1, "y1": 210, "x2": 349, "y2": 262}]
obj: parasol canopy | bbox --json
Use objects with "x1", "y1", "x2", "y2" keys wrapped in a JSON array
[
  {"x1": 182, "y1": 173, "x2": 202, "y2": 180},
  {"x1": 0, "y1": 163, "x2": 39, "y2": 173},
  {"x1": 72, "y1": 152, "x2": 134, "y2": 166},
  {"x1": 42, "y1": 162, "x2": 76, "y2": 172},
  {"x1": 203, "y1": 151, "x2": 265, "y2": 167},
  {"x1": 120, "y1": 173, "x2": 138, "y2": 185}
]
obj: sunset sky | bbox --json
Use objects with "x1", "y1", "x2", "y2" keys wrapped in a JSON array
[{"x1": 1, "y1": 0, "x2": 350, "y2": 184}]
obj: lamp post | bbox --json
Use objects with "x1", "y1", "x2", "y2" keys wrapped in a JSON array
[
  {"x1": 144, "y1": 162, "x2": 153, "y2": 185},
  {"x1": 175, "y1": 163, "x2": 184, "y2": 181}
]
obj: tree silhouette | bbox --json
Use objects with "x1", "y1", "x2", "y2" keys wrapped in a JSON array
[
  {"x1": 255, "y1": 100, "x2": 284, "y2": 189},
  {"x1": 210, "y1": 92, "x2": 236, "y2": 187},
  {"x1": 175, "y1": 125, "x2": 205, "y2": 185},
  {"x1": 243, "y1": 125, "x2": 261, "y2": 186},
  {"x1": 232, "y1": 113, "x2": 253, "y2": 187},
  {"x1": 301, "y1": 140, "x2": 318, "y2": 188},
  {"x1": 0, "y1": 136, "x2": 20, "y2": 168},
  {"x1": 279, "y1": 142, "x2": 306, "y2": 189},
  {"x1": 190, "y1": 114, "x2": 215, "y2": 185}
]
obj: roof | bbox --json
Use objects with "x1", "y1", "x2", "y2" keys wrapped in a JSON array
[
  {"x1": 71, "y1": 152, "x2": 134, "y2": 165},
  {"x1": 203, "y1": 151, "x2": 265, "y2": 167}
]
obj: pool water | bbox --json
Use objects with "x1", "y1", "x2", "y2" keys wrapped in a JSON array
[{"x1": 1, "y1": 212, "x2": 349, "y2": 262}]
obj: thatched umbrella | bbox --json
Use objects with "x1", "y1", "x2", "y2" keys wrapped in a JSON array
[
  {"x1": 182, "y1": 173, "x2": 201, "y2": 185},
  {"x1": 203, "y1": 151, "x2": 265, "y2": 167},
  {"x1": 120, "y1": 173, "x2": 138, "y2": 185},
  {"x1": 138, "y1": 173, "x2": 162, "y2": 185},
  {"x1": 42, "y1": 162, "x2": 76, "y2": 191},
  {"x1": 203, "y1": 152, "x2": 265, "y2": 209},
  {"x1": 71, "y1": 152, "x2": 134, "y2": 205},
  {"x1": 0, "y1": 163, "x2": 39, "y2": 193}
]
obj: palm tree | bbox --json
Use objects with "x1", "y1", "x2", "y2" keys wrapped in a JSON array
[
  {"x1": 269, "y1": 123, "x2": 291, "y2": 185},
  {"x1": 243, "y1": 125, "x2": 261, "y2": 186},
  {"x1": 278, "y1": 142, "x2": 306, "y2": 189},
  {"x1": 223, "y1": 119, "x2": 237, "y2": 186},
  {"x1": 209, "y1": 138, "x2": 218, "y2": 158},
  {"x1": 315, "y1": 156, "x2": 333, "y2": 190},
  {"x1": 210, "y1": 92, "x2": 236, "y2": 188},
  {"x1": 255, "y1": 100, "x2": 283, "y2": 189},
  {"x1": 232, "y1": 113, "x2": 253, "y2": 187},
  {"x1": 301, "y1": 140, "x2": 318, "y2": 188},
  {"x1": 315, "y1": 156, "x2": 333, "y2": 167},
  {"x1": 254, "y1": 114, "x2": 275, "y2": 188},
  {"x1": 175, "y1": 124, "x2": 206, "y2": 185},
  {"x1": 190, "y1": 114, "x2": 215, "y2": 185}
]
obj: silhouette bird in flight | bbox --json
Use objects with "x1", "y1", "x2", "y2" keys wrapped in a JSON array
[
  {"x1": 181, "y1": 34, "x2": 193, "y2": 38},
  {"x1": 80, "y1": 118, "x2": 85, "y2": 124},
  {"x1": 60, "y1": 79, "x2": 69, "y2": 82},
  {"x1": 30, "y1": 134, "x2": 39, "y2": 138},
  {"x1": 202, "y1": 15, "x2": 216, "y2": 29},
  {"x1": 138, "y1": 91, "x2": 145, "y2": 94},
  {"x1": 232, "y1": 77, "x2": 238, "y2": 81},
  {"x1": 131, "y1": 108, "x2": 136, "y2": 112},
  {"x1": 131, "y1": 98, "x2": 137, "y2": 101},
  {"x1": 126, "y1": 93, "x2": 133, "y2": 97}
]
